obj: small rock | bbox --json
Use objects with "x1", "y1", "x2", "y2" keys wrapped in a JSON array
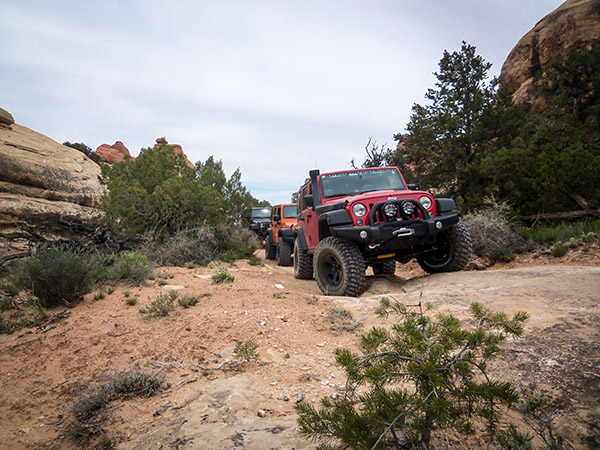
[
  {"x1": 277, "y1": 395, "x2": 290, "y2": 401},
  {"x1": 257, "y1": 409, "x2": 266, "y2": 418},
  {"x1": 284, "y1": 352, "x2": 290, "y2": 359},
  {"x1": 331, "y1": 392, "x2": 338, "y2": 399},
  {"x1": 296, "y1": 389, "x2": 304, "y2": 403}
]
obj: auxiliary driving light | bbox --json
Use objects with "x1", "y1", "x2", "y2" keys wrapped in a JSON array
[
  {"x1": 359, "y1": 230, "x2": 368, "y2": 239},
  {"x1": 400, "y1": 201, "x2": 415, "y2": 216},
  {"x1": 383, "y1": 202, "x2": 398, "y2": 218}
]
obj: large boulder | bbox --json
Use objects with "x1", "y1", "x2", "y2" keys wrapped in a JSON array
[
  {"x1": 0, "y1": 112, "x2": 104, "y2": 258},
  {"x1": 95, "y1": 141, "x2": 131, "y2": 164},
  {"x1": 501, "y1": 0, "x2": 600, "y2": 105}
]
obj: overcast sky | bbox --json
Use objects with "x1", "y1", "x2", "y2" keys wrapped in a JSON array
[{"x1": 1, "y1": 0, "x2": 564, "y2": 204}]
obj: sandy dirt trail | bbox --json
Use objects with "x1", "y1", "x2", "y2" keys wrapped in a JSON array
[{"x1": 0, "y1": 254, "x2": 598, "y2": 449}]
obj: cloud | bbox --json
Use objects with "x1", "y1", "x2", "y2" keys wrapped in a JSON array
[{"x1": 0, "y1": 0, "x2": 564, "y2": 204}]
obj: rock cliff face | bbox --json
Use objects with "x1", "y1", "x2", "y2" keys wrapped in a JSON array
[
  {"x1": 95, "y1": 141, "x2": 131, "y2": 164},
  {"x1": 0, "y1": 111, "x2": 104, "y2": 258},
  {"x1": 501, "y1": 0, "x2": 600, "y2": 104},
  {"x1": 153, "y1": 138, "x2": 195, "y2": 169}
]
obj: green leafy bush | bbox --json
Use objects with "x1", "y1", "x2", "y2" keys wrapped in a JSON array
[
  {"x1": 296, "y1": 299, "x2": 528, "y2": 449},
  {"x1": 17, "y1": 245, "x2": 98, "y2": 307}
]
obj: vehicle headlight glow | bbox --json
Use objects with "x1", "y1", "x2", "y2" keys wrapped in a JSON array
[
  {"x1": 419, "y1": 196, "x2": 433, "y2": 210},
  {"x1": 383, "y1": 202, "x2": 398, "y2": 218},
  {"x1": 352, "y1": 203, "x2": 367, "y2": 217},
  {"x1": 401, "y1": 201, "x2": 415, "y2": 216}
]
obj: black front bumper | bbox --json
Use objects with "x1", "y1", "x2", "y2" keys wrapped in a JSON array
[{"x1": 330, "y1": 212, "x2": 459, "y2": 251}]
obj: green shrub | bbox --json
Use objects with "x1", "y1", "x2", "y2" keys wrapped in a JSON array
[
  {"x1": 550, "y1": 245, "x2": 569, "y2": 258},
  {"x1": 125, "y1": 296, "x2": 138, "y2": 306},
  {"x1": 0, "y1": 273, "x2": 21, "y2": 297},
  {"x1": 178, "y1": 295, "x2": 200, "y2": 308},
  {"x1": 108, "y1": 251, "x2": 152, "y2": 285},
  {"x1": 247, "y1": 256, "x2": 263, "y2": 266},
  {"x1": 93, "y1": 290, "x2": 106, "y2": 301},
  {"x1": 212, "y1": 269, "x2": 235, "y2": 284},
  {"x1": 0, "y1": 296, "x2": 15, "y2": 312},
  {"x1": 519, "y1": 220, "x2": 600, "y2": 245},
  {"x1": 17, "y1": 245, "x2": 97, "y2": 307},
  {"x1": 233, "y1": 339, "x2": 260, "y2": 362},
  {"x1": 145, "y1": 291, "x2": 178, "y2": 316},
  {"x1": 296, "y1": 299, "x2": 528, "y2": 449}
]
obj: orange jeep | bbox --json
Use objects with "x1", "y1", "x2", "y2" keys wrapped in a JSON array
[{"x1": 265, "y1": 203, "x2": 297, "y2": 266}]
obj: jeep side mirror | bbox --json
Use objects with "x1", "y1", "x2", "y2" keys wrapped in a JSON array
[
  {"x1": 407, "y1": 184, "x2": 417, "y2": 190},
  {"x1": 304, "y1": 195, "x2": 314, "y2": 208},
  {"x1": 273, "y1": 214, "x2": 281, "y2": 222}
]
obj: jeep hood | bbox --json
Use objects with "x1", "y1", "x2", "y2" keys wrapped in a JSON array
[{"x1": 327, "y1": 189, "x2": 429, "y2": 205}]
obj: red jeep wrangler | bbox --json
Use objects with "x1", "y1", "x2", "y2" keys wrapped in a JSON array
[
  {"x1": 293, "y1": 167, "x2": 472, "y2": 296},
  {"x1": 265, "y1": 203, "x2": 298, "y2": 266}
]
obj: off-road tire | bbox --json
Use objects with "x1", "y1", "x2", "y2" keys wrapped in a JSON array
[
  {"x1": 277, "y1": 239, "x2": 292, "y2": 266},
  {"x1": 372, "y1": 259, "x2": 396, "y2": 275},
  {"x1": 265, "y1": 234, "x2": 276, "y2": 260},
  {"x1": 294, "y1": 238, "x2": 313, "y2": 279},
  {"x1": 313, "y1": 237, "x2": 366, "y2": 297},
  {"x1": 417, "y1": 221, "x2": 472, "y2": 274}
]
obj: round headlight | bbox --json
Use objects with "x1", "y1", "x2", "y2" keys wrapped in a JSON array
[
  {"x1": 419, "y1": 196, "x2": 432, "y2": 210},
  {"x1": 383, "y1": 203, "x2": 398, "y2": 218},
  {"x1": 401, "y1": 201, "x2": 415, "y2": 216},
  {"x1": 352, "y1": 203, "x2": 367, "y2": 217}
]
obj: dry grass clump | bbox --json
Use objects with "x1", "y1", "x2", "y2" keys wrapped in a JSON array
[
  {"x1": 63, "y1": 371, "x2": 166, "y2": 447},
  {"x1": 462, "y1": 200, "x2": 522, "y2": 263}
]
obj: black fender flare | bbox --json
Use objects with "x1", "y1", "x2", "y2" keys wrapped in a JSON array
[
  {"x1": 279, "y1": 227, "x2": 295, "y2": 245},
  {"x1": 294, "y1": 227, "x2": 308, "y2": 251},
  {"x1": 318, "y1": 209, "x2": 352, "y2": 241}
]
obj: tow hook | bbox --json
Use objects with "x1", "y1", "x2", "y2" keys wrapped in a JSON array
[{"x1": 393, "y1": 228, "x2": 415, "y2": 237}]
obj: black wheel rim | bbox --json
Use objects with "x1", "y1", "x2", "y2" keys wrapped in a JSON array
[
  {"x1": 427, "y1": 233, "x2": 452, "y2": 265},
  {"x1": 319, "y1": 251, "x2": 342, "y2": 286}
]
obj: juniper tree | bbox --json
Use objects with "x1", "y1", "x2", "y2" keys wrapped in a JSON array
[{"x1": 296, "y1": 300, "x2": 528, "y2": 449}]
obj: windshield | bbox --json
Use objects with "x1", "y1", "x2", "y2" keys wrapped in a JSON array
[
  {"x1": 251, "y1": 208, "x2": 271, "y2": 219},
  {"x1": 320, "y1": 169, "x2": 406, "y2": 198},
  {"x1": 283, "y1": 205, "x2": 296, "y2": 219}
]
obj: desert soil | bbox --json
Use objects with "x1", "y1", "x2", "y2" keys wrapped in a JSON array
[{"x1": 0, "y1": 247, "x2": 599, "y2": 449}]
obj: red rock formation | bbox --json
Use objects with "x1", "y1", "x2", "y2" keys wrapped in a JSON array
[
  {"x1": 501, "y1": 0, "x2": 600, "y2": 105},
  {"x1": 153, "y1": 138, "x2": 195, "y2": 169},
  {"x1": 95, "y1": 141, "x2": 131, "y2": 164}
]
